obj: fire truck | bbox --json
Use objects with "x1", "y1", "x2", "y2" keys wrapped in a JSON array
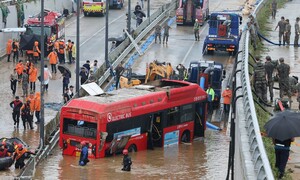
[
  {"x1": 82, "y1": 0, "x2": 106, "y2": 16},
  {"x1": 24, "y1": 9, "x2": 65, "y2": 42},
  {"x1": 176, "y1": 0, "x2": 209, "y2": 25}
]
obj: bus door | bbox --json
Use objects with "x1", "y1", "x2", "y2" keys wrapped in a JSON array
[
  {"x1": 105, "y1": 135, "x2": 131, "y2": 155},
  {"x1": 194, "y1": 102, "x2": 206, "y2": 137},
  {"x1": 152, "y1": 112, "x2": 163, "y2": 147}
]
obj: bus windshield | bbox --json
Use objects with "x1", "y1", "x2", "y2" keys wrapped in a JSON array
[{"x1": 63, "y1": 118, "x2": 97, "y2": 139}]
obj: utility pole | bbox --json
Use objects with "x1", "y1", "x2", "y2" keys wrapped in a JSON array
[
  {"x1": 76, "y1": 0, "x2": 80, "y2": 95},
  {"x1": 105, "y1": 0, "x2": 109, "y2": 69},
  {"x1": 40, "y1": 0, "x2": 45, "y2": 148},
  {"x1": 127, "y1": 0, "x2": 131, "y2": 34},
  {"x1": 147, "y1": 0, "x2": 150, "y2": 19}
]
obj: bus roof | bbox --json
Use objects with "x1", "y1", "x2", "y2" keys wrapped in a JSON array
[{"x1": 65, "y1": 80, "x2": 207, "y2": 115}]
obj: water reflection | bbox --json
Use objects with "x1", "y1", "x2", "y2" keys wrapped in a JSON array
[{"x1": 34, "y1": 129, "x2": 229, "y2": 179}]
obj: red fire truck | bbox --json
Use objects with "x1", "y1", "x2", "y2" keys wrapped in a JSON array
[
  {"x1": 176, "y1": 0, "x2": 209, "y2": 25},
  {"x1": 25, "y1": 9, "x2": 65, "y2": 41},
  {"x1": 59, "y1": 80, "x2": 207, "y2": 158}
]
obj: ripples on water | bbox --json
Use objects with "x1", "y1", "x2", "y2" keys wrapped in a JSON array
[{"x1": 32, "y1": 129, "x2": 229, "y2": 179}]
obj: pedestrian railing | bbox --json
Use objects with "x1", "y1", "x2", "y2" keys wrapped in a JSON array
[{"x1": 238, "y1": 0, "x2": 274, "y2": 179}]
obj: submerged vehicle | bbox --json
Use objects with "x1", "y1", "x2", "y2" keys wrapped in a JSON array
[
  {"x1": 203, "y1": 12, "x2": 242, "y2": 55},
  {"x1": 59, "y1": 79, "x2": 207, "y2": 158},
  {"x1": 188, "y1": 60, "x2": 225, "y2": 109},
  {"x1": 176, "y1": 0, "x2": 209, "y2": 25}
]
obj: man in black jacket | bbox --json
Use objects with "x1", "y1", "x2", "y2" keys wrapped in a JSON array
[{"x1": 10, "y1": 96, "x2": 23, "y2": 129}]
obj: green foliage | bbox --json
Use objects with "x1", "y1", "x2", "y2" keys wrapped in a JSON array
[{"x1": 250, "y1": 1, "x2": 293, "y2": 179}]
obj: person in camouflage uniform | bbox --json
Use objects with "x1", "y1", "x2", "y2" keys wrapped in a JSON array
[
  {"x1": 264, "y1": 56, "x2": 276, "y2": 102},
  {"x1": 284, "y1": 19, "x2": 291, "y2": 46},
  {"x1": 253, "y1": 57, "x2": 268, "y2": 103},
  {"x1": 277, "y1": 57, "x2": 291, "y2": 99},
  {"x1": 289, "y1": 76, "x2": 298, "y2": 94},
  {"x1": 296, "y1": 82, "x2": 300, "y2": 110},
  {"x1": 275, "y1": 16, "x2": 286, "y2": 45}
]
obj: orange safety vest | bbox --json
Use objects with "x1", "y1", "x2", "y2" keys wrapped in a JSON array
[
  {"x1": 15, "y1": 148, "x2": 27, "y2": 160},
  {"x1": 6, "y1": 40, "x2": 12, "y2": 54},
  {"x1": 33, "y1": 45, "x2": 41, "y2": 57},
  {"x1": 58, "y1": 42, "x2": 65, "y2": 54}
]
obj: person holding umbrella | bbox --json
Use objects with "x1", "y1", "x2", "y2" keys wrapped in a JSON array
[
  {"x1": 273, "y1": 137, "x2": 294, "y2": 178},
  {"x1": 264, "y1": 110, "x2": 300, "y2": 179}
]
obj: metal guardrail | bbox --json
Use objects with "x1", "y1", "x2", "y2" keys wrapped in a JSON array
[
  {"x1": 98, "y1": 1, "x2": 176, "y2": 87},
  {"x1": 240, "y1": 0, "x2": 274, "y2": 179}
]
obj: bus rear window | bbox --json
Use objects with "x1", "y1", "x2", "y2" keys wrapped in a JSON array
[{"x1": 63, "y1": 118, "x2": 97, "y2": 139}]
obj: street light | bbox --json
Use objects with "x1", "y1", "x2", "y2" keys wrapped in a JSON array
[
  {"x1": 105, "y1": 0, "x2": 109, "y2": 69},
  {"x1": 40, "y1": 0, "x2": 45, "y2": 148},
  {"x1": 76, "y1": 0, "x2": 80, "y2": 95}
]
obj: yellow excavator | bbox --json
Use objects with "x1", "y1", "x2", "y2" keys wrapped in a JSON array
[{"x1": 119, "y1": 60, "x2": 173, "y2": 88}]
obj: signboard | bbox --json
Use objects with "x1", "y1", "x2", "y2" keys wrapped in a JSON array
[
  {"x1": 81, "y1": 82, "x2": 104, "y2": 96},
  {"x1": 113, "y1": 127, "x2": 141, "y2": 140},
  {"x1": 164, "y1": 130, "x2": 179, "y2": 147}
]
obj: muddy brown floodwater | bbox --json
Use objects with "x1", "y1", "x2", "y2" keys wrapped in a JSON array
[{"x1": 34, "y1": 129, "x2": 229, "y2": 179}]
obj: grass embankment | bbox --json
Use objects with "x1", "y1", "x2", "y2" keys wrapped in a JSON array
[{"x1": 249, "y1": 0, "x2": 292, "y2": 179}]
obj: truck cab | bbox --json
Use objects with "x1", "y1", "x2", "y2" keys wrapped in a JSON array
[
  {"x1": 188, "y1": 60, "x2": 225, "y2": 109},
  {"x1": 203, "y1": 12, "x2": 242, "y2": 55},
  {"x1": 176, "y1": 0, "x2": 209, "y2": 25}
]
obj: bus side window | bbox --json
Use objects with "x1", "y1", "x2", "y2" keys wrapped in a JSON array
[{"x1": 167, "y1": 107, "x2": 179, "y2": 127}]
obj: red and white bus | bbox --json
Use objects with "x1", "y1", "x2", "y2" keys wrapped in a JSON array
[{"x1": 59, "y1": 80, "x2": 208, "y2": 158}]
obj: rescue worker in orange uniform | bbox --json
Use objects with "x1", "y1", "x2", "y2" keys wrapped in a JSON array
[
  {"x1": 0, "y1": 142, "x2": 10, "y2": 158},
  {"x1": 12, "y1": 39, "x2": 20, "y2": 62},
  {"x1": 13, "y1": 144, "x2": 35, "y2": 169},
  {"x1": 222, "y1": 85, "x2": 232, "y2": 114},
  {"x1": 58, "y1": 39, "x2": 66, "y2": 64},
  {"x1": 6, "y1": 39, "x2": 12, "y2": 62},
  {"x1": 15, "y1": 60, "x2": 24, "y2": 81},
  {"x1": 33, "y1": 41, "x2": 41, "y2": 64},
  {"x1": 28, "y1": 64, "x2": 38, "y2": 92},
  {"x1": 26, "y1": 50, "x2": 34, "y2": 62},
  {"x1": 34, "y1": 92, "x2": 41, "y2": 124},
  {"x1": 48, "y1": 49, "x2": 58, "y2": 74}
]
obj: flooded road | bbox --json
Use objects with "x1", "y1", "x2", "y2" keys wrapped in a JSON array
[{"x1": 35, "y1": 129, "x2": 229, "y2": 179}]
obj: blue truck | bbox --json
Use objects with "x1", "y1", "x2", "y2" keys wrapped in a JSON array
[
  {"x1": 188, "y1": 60, "x2": 226, "y2": 109},
  {"x1": 203, "y1": 12, "x2": 242, "y2": 55}
]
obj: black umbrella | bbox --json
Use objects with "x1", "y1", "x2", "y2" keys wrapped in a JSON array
[
  {"x1": 20, "y1": 34, "x2": 47, "y2": 51},
  {"x1": 58, "y1": 65, "x2": 71, "y2": 78},
  {"x1": 264, "y1": 110, "x2": 300, "y2": 141}
]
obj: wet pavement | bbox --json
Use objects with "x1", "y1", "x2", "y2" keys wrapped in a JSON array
[
  {"x1": 260, "y1": 1, "x2": 300, "y2": 179},
  {"x1": 31, "y1": 0, "x2": 246, "y2": 179}
]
